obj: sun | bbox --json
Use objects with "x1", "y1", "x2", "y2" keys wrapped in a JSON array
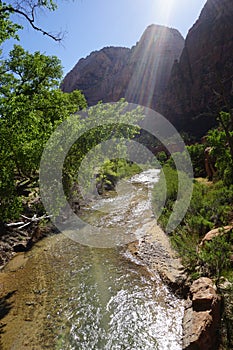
[{"x1": 153, "y1": 0, "x2": 176, "y2": 26}]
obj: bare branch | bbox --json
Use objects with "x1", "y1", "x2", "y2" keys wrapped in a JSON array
[
  {"x1": 6, "y1": 214, "x2": 52, "y2": 229},
  {"x1": 6, "y1": 221, "x2": 25, "y2": 227},
  {"x1": 0, "y1": 4, "x2": 63, "y2": 41}
]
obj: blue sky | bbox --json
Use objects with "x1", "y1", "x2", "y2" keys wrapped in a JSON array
[{"x1": 4, "y1": 0, "x2": 207, "y2": 77}]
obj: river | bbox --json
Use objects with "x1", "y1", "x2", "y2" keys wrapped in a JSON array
[{"x1": 0, "y1": 169, "x2": 184, "y2": 350}]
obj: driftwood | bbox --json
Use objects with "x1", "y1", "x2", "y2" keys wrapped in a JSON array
[{"x1": 6, "y1": 214, "x2": 52, "y2": 230}]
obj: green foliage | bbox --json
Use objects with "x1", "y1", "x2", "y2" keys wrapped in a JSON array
[
  {"x1": 170, "y1": 228, "x2": 199, "y2": 277},
  {"x1": 96, "y1": 159, "x2": 141, "y2": 193},
  {"x1": 0, "y1": 2, "x2": 22, "y2": 45},
  {"x1": 207, "y1": 112, "x2": 233, "y2": 185},
  {"x1": 1, "y1": 45, "x2": 62, "y2": 96},
  {"x1": 153, "y1": 166, "x2": 233, "y2": 282},
  {"x1": 186, "y1": 143, "x2": 206, "y2": 177},
  {"x1": 156, "y1": 151, "x2": 167, "y2": 165},
  {"x1": 171, "y1": 228, "x2": 233, "y2": 283},
  {"x1": 0, "y1": 45, "x2": 87, "y2": 222},
  {"x1": 175, "y1": 179, "x2": 233, "y2": 236},
  {"x1": 0, "y1": 1, "x2": 78, "y2": 222},
  {"x1": 100, "y1": 159, "x2": 141, "y2": 182},
  {"x1": 198, "y1": 233, "x2": 232, "y2": 282},
  {"x1": 62, "y1": 100, "x2": 143, "y2": 198},
  {"x1": 152, "y1": 164, "x2": 192, "y2": 229},
  {"x1": 0, "y1": 46, "x2": 86, "y2": 177}
]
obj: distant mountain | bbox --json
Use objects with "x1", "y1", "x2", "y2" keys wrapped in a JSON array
[
  {"x1": 61, "y1": 25, "x2": 184, "y2": 109},
  {"x1": 62, "y1": 0, "x2": 233, "y2": 138},
  {"x1": 157, "y1": 0, "x2": 233, "y2": 136}
]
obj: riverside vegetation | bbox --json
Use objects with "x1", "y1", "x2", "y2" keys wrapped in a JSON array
[{"x1": 152, "y1": 112, "x2": 233, "y2": 349}]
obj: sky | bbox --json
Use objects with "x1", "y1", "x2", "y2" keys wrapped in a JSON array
[{"x1": 4, "y1": 0, "x2": 207, "y2": 77}]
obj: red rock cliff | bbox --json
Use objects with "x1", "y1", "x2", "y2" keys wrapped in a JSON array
[
  {"x1": 158, "y1": 0, "x2": 233, "y2": 136},
  {"x1": 61, "y1": 25, "x2": 184, "y2": 108}
]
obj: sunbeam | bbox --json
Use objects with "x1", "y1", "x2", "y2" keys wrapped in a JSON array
[
  {"x1": 125, "y1": 23, "x2": 184, "y2": 109},
  {"x1": 153, "y1": 0, "x2": 177, "y2": 26}
]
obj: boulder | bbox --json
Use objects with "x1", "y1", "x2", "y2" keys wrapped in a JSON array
[
  {"x1": 183, "y1": 277, "x2": 221, "y2": 350},
  {"x1": 200, "y1": 225, "x2": 233, "y2": 246}
]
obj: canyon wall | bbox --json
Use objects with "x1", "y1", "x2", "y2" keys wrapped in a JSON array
[
  {"x1": 61, "y1": 25, "x2": 184, "y2": 109},
  {"x1": 158, "y1": 0, "x2": 233, "y2": 136}
]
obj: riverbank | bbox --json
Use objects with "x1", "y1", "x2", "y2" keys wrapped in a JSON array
[
  {"x1": 0, "y1": 223, "x2": 58, "y2": 269},
  {"x1": 126, "y1": 222, "x2": 222, "y2": 350},
  {"x1": 126, "y1": 221, "x2": 188, "y2": 296},
  {"x1": 0, "y1": 217, "x2": 222, "y2": 350}
]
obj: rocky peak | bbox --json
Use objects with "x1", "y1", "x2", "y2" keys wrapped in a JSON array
[
  {"x1": 124, "y1": 25, "x2": 184, "y2": 108},
  {"x1": 61, "y1": 25, "x2": 184, "y2": 108}
]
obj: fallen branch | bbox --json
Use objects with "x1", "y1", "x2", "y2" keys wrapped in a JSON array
[{"x1": 6, "y1": 214, "x2": 52, "y2": 230}]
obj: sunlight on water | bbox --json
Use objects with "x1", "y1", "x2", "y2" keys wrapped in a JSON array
[
  {"x1": 45, "y1": 243, "x2": 183, "y2": 350},
  {"x1": 0, "y1": 169, "x2": 183, "y2": 350}
]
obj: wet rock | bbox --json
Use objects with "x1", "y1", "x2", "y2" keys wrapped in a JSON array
[{"x1": 183, "y1": 277, "x2": 221, "y2": 350}]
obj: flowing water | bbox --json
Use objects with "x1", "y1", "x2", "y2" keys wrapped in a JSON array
[{"x1": 0, "y1": 169, "x2": 184, "y2": 350}]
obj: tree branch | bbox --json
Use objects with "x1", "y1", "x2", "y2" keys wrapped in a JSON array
[
  {"x1": 0, "y1": 4, "x2": 63, "y2": 42},
  {"x1": 6, "y1": 214, "x2": 52, "y2": 229}
]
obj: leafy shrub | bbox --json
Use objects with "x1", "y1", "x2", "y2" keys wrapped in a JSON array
[
  {"x1": 186, "y1": 143, "x2": 206, "y2": 178},
  {"x1": 207, "y1": 113, "x2": 233, "y2": 186},
  {"x1": 181, "y1": 180, "x2": 233, "y2": 236},
  {"x1": 152, "y1": 165, "x2": 233, "y2": 283},
  {"x1": 198, "y1": 233, "x2": 232, "y2": 282},
  {"x1": 96, "y1": 159, "x2": 141, "y2": 193},
  {"x1": 152, "y1": 164, "x2": 192, "y2": 231},
  {"x1": 170, "y1": 228, "x2": 199, "y2": 276},
  {"x1": 156, "y1": 151, "x2": 167, "y2": 165}
]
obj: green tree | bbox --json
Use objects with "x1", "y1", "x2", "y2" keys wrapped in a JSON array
[
  {"x1": 62, "y1": 100, "x2": 142, "y2": 197},
  {"x1": 0, "y1": 0, "x2": 88, "y2": 224},
  {"x1": 186, "y1": 143, "x2": 206, "y2": 178},
  {"x1": 0, "y1": 45, "x2": 86, "y2": 222},
  {"x1": 207, "y1": 112, "x2": 233, "y2": 185}
]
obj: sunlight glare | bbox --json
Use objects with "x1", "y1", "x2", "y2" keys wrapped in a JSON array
[{"x1": 153, "y1": 0, "x2": 176, "y2": 26}]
